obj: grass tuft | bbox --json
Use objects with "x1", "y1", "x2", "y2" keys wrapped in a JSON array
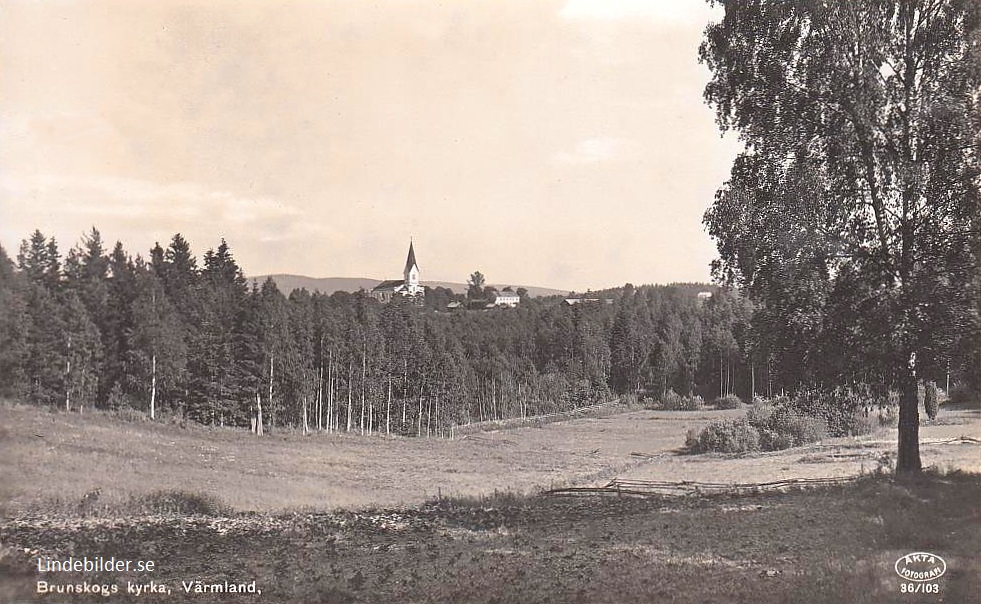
[{"x1": 133, "y1": 490, "x2": 232, "y2": 516}]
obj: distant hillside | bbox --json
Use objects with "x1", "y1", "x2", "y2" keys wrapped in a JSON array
[
  {"x1": 249, "y1": 274, "x2": 569, "y2": 298},
  {"x1": 247, "y1": 275, "x2": 380, "y2": 295}
]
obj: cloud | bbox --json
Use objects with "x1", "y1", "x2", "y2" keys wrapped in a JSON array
[
  {"x1": 559, "y1": 0, "x2": 718, "y2": 25},
  {"x1": 552, "y1": 137, "x2": 642, "y2": 166},
  {"x1": 0, "y1": 172, "x2": 316, "y2": 245}
]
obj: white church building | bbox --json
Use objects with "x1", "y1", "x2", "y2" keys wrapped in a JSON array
[{"x1": 372, "y1": 241, "x2": 423, "y2": 302}]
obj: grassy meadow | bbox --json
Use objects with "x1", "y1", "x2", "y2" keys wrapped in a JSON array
[{"x1": 1, "y1": 401, "x2": 979, "y2": 603}]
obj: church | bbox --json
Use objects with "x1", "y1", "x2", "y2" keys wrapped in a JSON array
[{"x1": 372, "y1": 241, "x2": 423, "y2": 302}]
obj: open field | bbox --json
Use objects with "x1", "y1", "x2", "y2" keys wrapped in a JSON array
[
  {"x1": 0, "y1": 403, "x2": 738, "y2": 514},
  {"x1": 1, "y1": 402, "x2": 978, "y2": 514},
  {"x1": 1, "y1": 402, "x2": 979, "y2": 603},
  {"x1": 1, "y1": 472, "x2": 979, "y2": 603}
]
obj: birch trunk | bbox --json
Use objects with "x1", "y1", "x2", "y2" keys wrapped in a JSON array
[
  {"x1": 150, "y1": 352, "x2": 157, "y2": 420},
  {"x1": 65, "y1": 335, "x2": 72, "y2": 412},
  {"x1": 386, "y1": 375, "x2": 392, "y2": 435},
  {"x1": 360, "y1": 341, "x2": 367, "y2": 435},
  {"x1": 268, "y1": 355, "x2": 274, "y2": 430},
  {"x1": 346, "y1": 362, "x2": 353, "y2": 432}
]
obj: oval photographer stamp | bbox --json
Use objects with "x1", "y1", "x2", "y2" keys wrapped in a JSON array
[{"x1": 894, "y1": 552, "x2": 946, "y2": 582}]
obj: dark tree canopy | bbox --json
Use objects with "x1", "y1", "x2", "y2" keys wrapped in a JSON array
[
  {"x1": 701, "y1": 0, "x2": 981, "y2": 471},
  {"x1": 2, "y1": 227, "x2": 762, "y2": 435},
  {"x1": 467, "y1": 271, "x2": 487, "y2": 300}
]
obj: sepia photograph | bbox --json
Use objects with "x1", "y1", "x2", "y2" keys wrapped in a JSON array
[{"x1": 1, "y1": 1, "x2": 979, "y2": 602}]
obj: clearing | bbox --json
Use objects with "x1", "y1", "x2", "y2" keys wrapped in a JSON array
[
  {"x1": 0, "y1": 402, "x2": 978, "y2": 603},
  {"x1": 1, "y1": 403, "x2": 978, "y2": 512}
]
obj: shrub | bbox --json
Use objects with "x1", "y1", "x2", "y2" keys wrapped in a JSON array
[
  {"x1": 781, "y1": 413, "x2": 828, "y2": 445},
  {"x1": 713, "y1": 394, "x2": 743, "y2": 409},
  {"x1": 924, "y1": 381, "x2": 939, "y2": 420},
  {"x1": 876, "y1": 405, "x2": 899, "y2": 427},
  {"x1": 758, "y1": 428, "x2": 794, "y2": 451},
  {"x1": 687, "y1": 419, "x2": 760, "y2": 454},
  {"x1": 948, "y1": 383, "x2": 980, "y2": 408},
  {"x1": 111, "y1": 406, "x2": 149, "y2": 423},
  {"x1": 745, "y1": 400, "x2": 827, "y2": 450},
  {"x1": 746, "y1": 402, "x2": 776, "y2": 427},
  {"x1": 688, "y1": 386, "x2": 891, "y2": 455},
  {"x1": 135, "y1": 490, "x2": 230, "y2": 516},
  {"x1": 784, "y1": 385, "x2": 886, "y2": 437},
  {"x1": 847, "y1": 411, "x2": 876, "y2": 436},
  {"x1": 659, "y1": 389, "x2": 703, "y2": 411}
]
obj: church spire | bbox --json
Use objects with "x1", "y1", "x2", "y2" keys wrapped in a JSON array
[
  {"x1": 403, "y1": 240, "x2": 420, "y2": 295},
  {"x1": 404, "y1": 240, "x2": 418, "y2": 276}
]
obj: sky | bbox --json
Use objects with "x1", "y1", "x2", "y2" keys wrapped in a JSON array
[{"x1": 0, "y1": 0, "x2": 742, "y2": 292}]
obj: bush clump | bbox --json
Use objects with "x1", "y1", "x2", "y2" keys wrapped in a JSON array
[
  {"x1": 784, "y1": 386, "x2": 885, "y2": 437},
  {"x1": 136, "y1": 490, "x2": 230, "y2": 516},
  {"x1": 685, "y1": 419, "x2": 760, "y2": 454},
  {"x1": 690, "y1": 399, "x2": 828, "y2": 454},
  {"x1": 924, "y1": 381, "x2": 939, "y2": 420},
  {"x1": 746, "y1": 402, "x2": 827, "y2": 449},
  {"x1": 948, "y1": 383, "x2": 980, "y2": 408},
  {"x1": 713, "y1": 394, "x2": 743, "y2": 410},
  {"x1": 686, "y1": 384, "x2": 896, "y2": 455},
  {"x1": 659, "y1": 389, "x2": 704, "y2": 411}
]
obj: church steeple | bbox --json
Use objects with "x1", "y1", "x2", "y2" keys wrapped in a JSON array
[{"x1": 403, "y1": 240, "x2": 420, "y2": 293}]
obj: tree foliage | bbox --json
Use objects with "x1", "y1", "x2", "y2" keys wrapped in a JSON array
[
  {"x1": 1, "y1": 229, "x2": 761, "y2": 435},
  {"x1": 701, "y1": 0, "x2": 981, "y2": 471}
]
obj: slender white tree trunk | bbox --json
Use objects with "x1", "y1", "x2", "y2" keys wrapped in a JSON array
[
  {"x1": 150, "y1": 352, "x2": 157, "y2": 420},
  {"x1": 317, "y1": 363, "x2": 323, "y2": 431},
  {"x1": 303, "y1": 397, "x2": 309, "y2": 435},
  {"x1": 360, "y1": 341, "x2": 367, "y2": 435},
  {"x1": 65, "y1": 335, "x2": 72, "y2": 412},
  {"x1": 268, "y1": 355, "x2": 274, "y2": 430},
  {"x1": 402, "y1": 359, "x2": 408, "y2": 424},
  {"x1": 346, "y1": 362, "x2": 353, "y2": 432},
  {"x1": 386, "y1": 375, "x2": 392, "y2": 435},
  {"x1": 327, "y1": 349, "x2": 334, "y2": 432},
  {"x1": 434, "y1": 390, "x2": 440, "y2": 438}
]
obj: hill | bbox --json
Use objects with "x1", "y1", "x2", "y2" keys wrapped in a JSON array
[{"x1": 249, "y1": 274, "x2": 569, "y2": 298}]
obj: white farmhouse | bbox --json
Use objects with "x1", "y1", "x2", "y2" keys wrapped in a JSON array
[{"x1": 490, "y1": 290, "x2": 521, "y2": 308}]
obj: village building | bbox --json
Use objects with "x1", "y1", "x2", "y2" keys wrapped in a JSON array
[
  {"x1": 372, "y1": 241, "x2": 423, "y2": 302},
  {"x1": 490, "y1": 290, "x2": 520, "y2": 308},
  {"x1": 563, "y1": 297, "x2": 610, "y2": 305}
]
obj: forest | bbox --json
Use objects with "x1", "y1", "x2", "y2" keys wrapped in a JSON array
[
  {"x1": 0, "y1": 228, "x2": 768, "y2": 435},
  {"x1": 2, "y1": 227, "x2": 974, "y2": 437}
]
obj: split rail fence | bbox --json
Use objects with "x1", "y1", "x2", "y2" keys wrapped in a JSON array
[
  {"x1": 449, "y1": 399, "x2": 623, "y2": 439},
  {"x1": 545, "y1": 475, "x2": 865, "y2": 498}
]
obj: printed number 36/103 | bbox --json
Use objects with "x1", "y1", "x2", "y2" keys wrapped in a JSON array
[{"x1": 901, "y1": 583, "x2": 939, "y2": 594}]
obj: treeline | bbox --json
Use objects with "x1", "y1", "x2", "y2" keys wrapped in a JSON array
[{"x1": 0, "y1": 228, "x2": 761, "y2": 434}]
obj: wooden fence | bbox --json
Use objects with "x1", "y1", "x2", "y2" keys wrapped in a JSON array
[
  {"x1": 448, "y1": 399, "x2": 623, "y2": 439},
  {"x1": 545, "y1": 474, "x2": 866, "y2": 498}
]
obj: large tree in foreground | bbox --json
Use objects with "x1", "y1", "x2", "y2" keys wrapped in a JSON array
[{"x1": 701, "y1": 0, "x2": 980, "y2": 472}]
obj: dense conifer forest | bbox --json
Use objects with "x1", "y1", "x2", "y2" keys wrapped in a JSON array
[
  {"x1": 1, "y1": 228, "x2": 972, "y2": 435},
  {"x1": 0, "y1": 228, "x2": 754, "y2": 434}
]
